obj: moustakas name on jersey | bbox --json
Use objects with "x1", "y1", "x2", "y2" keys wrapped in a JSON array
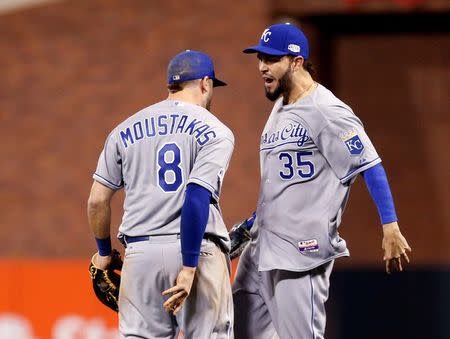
[{"x1": 118, "y1": 112, "x2": 218, "y2": 148}]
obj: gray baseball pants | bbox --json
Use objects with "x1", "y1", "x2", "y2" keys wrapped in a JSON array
[
  {"x1": 119, "y1": 235, "x2": 233, "y2": 339},
  {"x1": 232, "y1": 245, "x2": 333, "y2": 339}
]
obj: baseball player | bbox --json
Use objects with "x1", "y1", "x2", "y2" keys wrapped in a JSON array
[
  {"x1": 87, "y1": 50, "x2": 234, "y2": 339},
  {"x1": 231, "y1": 23, "x2": 412, "y2": 339}
]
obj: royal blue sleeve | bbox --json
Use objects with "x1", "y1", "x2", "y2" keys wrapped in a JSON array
[
  {"x1": 361, "y1": 163, "x2": 398, "y2": 224},
  {"x1": 244, "y1": 211, "x2": 256, "y2": 230},
  {"x1": 180, "y1": 183, "x2": 212, "y2": 267}
]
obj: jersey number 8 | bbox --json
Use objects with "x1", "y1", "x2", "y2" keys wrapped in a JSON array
[{"x1": 158, "y1": 143, "x2": 183, "y2": 192}]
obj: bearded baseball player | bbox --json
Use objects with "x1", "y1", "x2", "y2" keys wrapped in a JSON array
[
  {"x1": 230, "y1": 23, "x2": 412, "y2": 339},
  {"x1": 88, "y1": 50, "x2": 234, "y2": 338}
]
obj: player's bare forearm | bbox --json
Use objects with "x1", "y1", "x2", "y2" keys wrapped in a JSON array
[
  {"x1": 162, "y1": 266, "x2": 196, "y2": 315},
  {"x1": 87, "y1": 181, "x2": 115, "y2": 239},
  {"x1": 88, "y1": 201, "x2": 112, "y2": 238},
  {"x1": 382, "y1": 222, "x2": 412, "y2": 274}
]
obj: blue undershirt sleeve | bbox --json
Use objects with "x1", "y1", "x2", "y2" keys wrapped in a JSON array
[
  {"x1": 361, "y1": 163, "x2": 398, "y2": 225},
  {"x1": 180, "y1": 183, "x2": 212, "y2": 267},
  {"x1": 243, "y1": 211, "x2": 256, "y2": 231}
]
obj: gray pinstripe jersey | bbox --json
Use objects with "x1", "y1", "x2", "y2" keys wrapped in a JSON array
[
  {"x1": 93, "y1": 99, "x2": 234, "y2": 250},
  {"x1": 253, "y1": 84, "x2": 381, "y2": 271}
]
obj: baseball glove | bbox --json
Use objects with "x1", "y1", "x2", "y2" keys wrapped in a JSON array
[
  {"x1": 229, "y1": 219, "x2": 252, "y2": 260},
  {"x1": 89, "y1": 249, "x2": 123, "y2": 312}
]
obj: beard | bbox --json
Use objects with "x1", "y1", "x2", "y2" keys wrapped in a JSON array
[{"x1": 265, "y1": 68, "x2": 293, "y2": 102}]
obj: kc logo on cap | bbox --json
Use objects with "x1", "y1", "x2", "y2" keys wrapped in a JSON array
[
  {"x1": 261, "y1": 29, "x2": 272, "y2": 42},
  {"x1": 243, "y1": 23, "x2": 309, "y2": 59}
]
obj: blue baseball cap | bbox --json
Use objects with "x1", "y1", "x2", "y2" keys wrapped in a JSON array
[
  {"x1": 167, "y1": 50, "x2": 226, "y2": 87},
  {"x1": 243, "y1": 23, "x2": 309, "y2": 59}
]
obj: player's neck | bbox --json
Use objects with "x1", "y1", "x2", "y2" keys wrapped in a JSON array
[
  {"x1": 167, "y1": 91, "x2": 205, "y2": 109},
  {"x1": 284, "y1": 74, "x2": 316, "y2": 105}
]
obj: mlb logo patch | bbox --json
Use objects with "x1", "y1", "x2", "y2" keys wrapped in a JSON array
[
  {"x1": 298, "y1": 239, "x2": 319, "y2": 253},
  {"x1": 344, "y1": 135, "x2": 364, "y2": 155}
]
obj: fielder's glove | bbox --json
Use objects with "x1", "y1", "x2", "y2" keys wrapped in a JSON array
[
  {"x1": 229, "y1": 212, "x2": 255, "y2": 260},
  {"x1": 89, "y1": 249, "x2": 123, "y2": 312}
]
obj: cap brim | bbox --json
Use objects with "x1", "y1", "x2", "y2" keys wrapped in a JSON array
[
  {"x1": 212, "y1": 78, "x2": 227, "y2": 87},
  {"x1": 243, "y1": 45, "x2": 287, "y2": 56}
]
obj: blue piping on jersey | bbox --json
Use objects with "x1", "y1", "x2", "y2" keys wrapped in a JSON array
[
  {"x1": 260, "y1": 140, "x2": 315, "y2": 152},
  {"x1": 310, "y1": 274, "x2": 316, "y2": 339},
  {"x1": 93, "y1": 173, "x2": 123, "y2": 189},
  {"x1": 339, "y1": 157, "x2": 381, "y2": 184}
]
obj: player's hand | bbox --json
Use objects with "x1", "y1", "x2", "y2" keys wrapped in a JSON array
[
  {"x1": 162, "y1": 266, "x2": 196, "y2": 315},
  {"x1": 382, "y1": 222, "x2": 412, "y2": 274},
  {"x1": 92, "y1": 252, "x2": 113, "y2": 270}
]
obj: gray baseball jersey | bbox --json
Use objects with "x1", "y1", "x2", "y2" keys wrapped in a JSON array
[
  {"x1": 253, "y1": 83, "x2": 381, "y2": 272},
  {"x1": 233, "y1": 83, "x2": 380, "y2": 339},
  {"x1": 93, "y1": 99, "x2": 234, "y2": 250},
  {"x1": 94, "y1": 99, "x2": 235, "y2": 339}
]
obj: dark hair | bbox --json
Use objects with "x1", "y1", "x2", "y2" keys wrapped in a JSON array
[
  {"x1": 167, "y1": 81, "x2": 187, "y2": 93},
  {"x1": 167, "y1": 78, "x2": 203, "y2": 93},
  {"x1": 167, "y1": 82, "x2": 185, "y2": 93},
  {"x1": 303, "y1": 60, "x2": 315, "y2": 76}
]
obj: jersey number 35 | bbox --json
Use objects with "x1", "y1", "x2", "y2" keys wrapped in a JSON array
[{"x1": 279, "y1": 151, "x2": 314, "y2": 180}]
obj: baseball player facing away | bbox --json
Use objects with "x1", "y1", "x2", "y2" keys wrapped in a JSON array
[
  {"x1": 87, "y1": 50, "x2": 234, "y2": 339},
  {"x1": 232, "y1": 23, "x2": 412, "y2": 339}
]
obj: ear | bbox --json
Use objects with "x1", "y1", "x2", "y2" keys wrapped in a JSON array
[
  {"x1": 200, "y1": 76, "x2": 211, "y2": 93},
  {"x1": 291, "y1": 56, "x2": 304, "y2": 71}
]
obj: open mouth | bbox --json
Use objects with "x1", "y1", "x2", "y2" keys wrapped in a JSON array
[{"x1": 263, "y1": 76, "x2": 274, "y2": 85}]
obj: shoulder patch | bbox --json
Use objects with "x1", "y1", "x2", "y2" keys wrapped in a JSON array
[{"x1": 340, "y1": 128, "x2": 364, "y2": 155}]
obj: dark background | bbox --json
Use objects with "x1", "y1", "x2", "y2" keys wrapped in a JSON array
[{"x1": 0, "y1": 0, "x2": 449, "y2": 338}]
